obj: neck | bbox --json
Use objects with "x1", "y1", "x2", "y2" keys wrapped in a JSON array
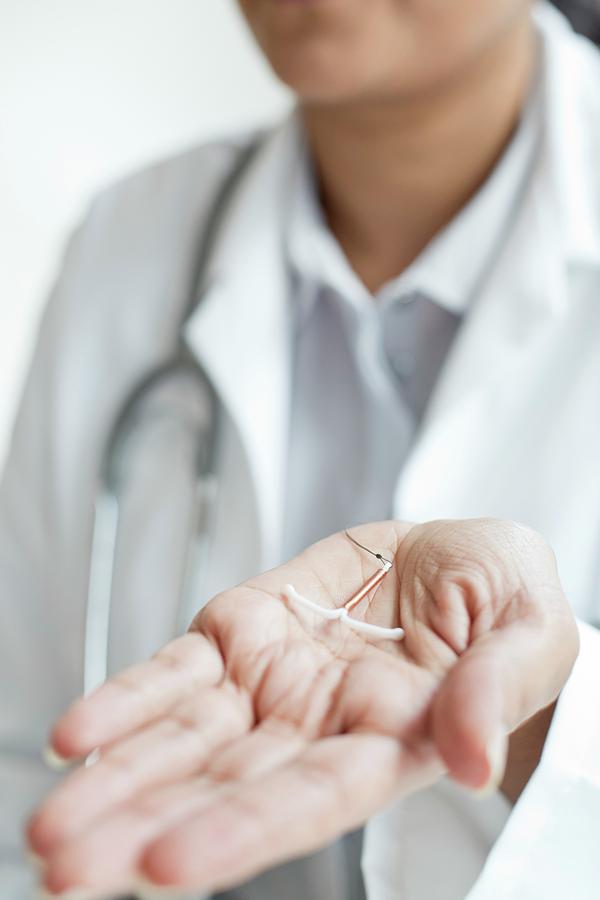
[{"x1": 300, "y1": 14, "x2": 536, "y2": 294}]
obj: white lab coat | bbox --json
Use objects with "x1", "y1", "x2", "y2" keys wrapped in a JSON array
[{"x1": 2, "y1": 3, "x2": 600, "y2": 898}]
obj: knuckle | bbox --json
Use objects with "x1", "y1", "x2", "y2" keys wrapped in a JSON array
[{"x1": 155, "y1": 647, "x2": 188, "y2": 675}]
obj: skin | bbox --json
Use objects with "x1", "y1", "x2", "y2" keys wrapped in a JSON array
[
  {"x1": 238, "y1": 0, "x2": 536, "y2": 290},
  {"x1": 29, "y1": 520, "x2": 578, "y2": 896}
]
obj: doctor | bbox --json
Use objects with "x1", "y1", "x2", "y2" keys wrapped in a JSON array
[{"x1": 2, "y1": 0, "x2": 600, "y2": 898}]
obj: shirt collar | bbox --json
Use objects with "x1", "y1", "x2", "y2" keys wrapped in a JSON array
[{"x1": 286, "y1": 68, "x2": 542, "y2": 323}]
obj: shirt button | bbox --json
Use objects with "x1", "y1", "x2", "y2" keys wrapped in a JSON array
[
  {"x1": 388, "y1": 354, "x2": 415, "y2": 380},
  {"x1": 396, "y1": 290, "x2": 421, "y2": 307}
]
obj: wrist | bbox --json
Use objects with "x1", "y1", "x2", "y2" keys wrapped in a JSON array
[{"x1": 500, "y1": 700, "x2": 557, "y2": 804}]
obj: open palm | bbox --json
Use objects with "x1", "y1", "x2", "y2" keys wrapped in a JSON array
[{"x1": 29, "y1": 519, "x2": 577, "y2": 897}]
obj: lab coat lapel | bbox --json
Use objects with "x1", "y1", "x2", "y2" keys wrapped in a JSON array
[
  {"x1": 395, "y1": 182, "x2": 565, "y2": 522},
  {"x1": 395, "y1": 11, "x2": 600, "y2": 524},
  {"x1": 184, "y1": 118, "x2": 299, "y2": 570}
]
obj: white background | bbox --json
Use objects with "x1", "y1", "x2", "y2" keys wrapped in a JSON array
[{"x1": 0, "y1": 0, "x2": 290, "y2": 464}]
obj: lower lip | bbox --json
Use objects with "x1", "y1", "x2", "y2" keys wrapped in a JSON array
[{"x1": 269, "y1": 0, "x2": 331, "y2": 11}]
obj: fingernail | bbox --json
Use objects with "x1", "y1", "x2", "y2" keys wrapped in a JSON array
[
  {"x1": 42, "y1": 746, "x2": 73, "y2": 771},
  {"x1": 475, "y1": 733, "x2": 508, "y2": 797},
  {"x1": 85, "y1": 748, "x2": 101, "y2": 768}
]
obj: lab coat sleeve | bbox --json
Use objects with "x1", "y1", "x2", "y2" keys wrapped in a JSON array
[
  {"x1": 363, "y1": 621, "x2": 600, "y2": 900},
  {"x1": 464, "y1": 619, "x2": 600, "y2": 900},
  {"x1": 0, "y1": 218, "x2": 92, "y2": 897}
]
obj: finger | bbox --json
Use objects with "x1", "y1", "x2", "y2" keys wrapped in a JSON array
[
  {"x1": 29, "y1": 685, "x2": 252, "y2": 857},
  {"x1": 40, "y1": 722, "x2": 311, "y2": 895},
  {"x1": 431, "y1": 605, "x2": 579, "y2": 791},
  {"x1": 140, "y1": 734, "x2": 439, "y2": 893},
  {"x1": 41, "y1": 776, "x2": 222, "y2": 897},
  {"x1": 49, "y1": 632, "x2": 224, "y2": 759}
]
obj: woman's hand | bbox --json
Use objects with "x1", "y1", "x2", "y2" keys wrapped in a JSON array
[{"x1": 28, "y1": 519, "x2": 578, "y2": 897}]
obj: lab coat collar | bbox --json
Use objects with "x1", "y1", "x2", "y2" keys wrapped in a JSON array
[
  {"x1": 537, "y1": 1, "x2": 600, "y2": 269},
  {"x1": 184, "y1": 117, "x2": 298, "y2": 569},
  {"x1": 396, "y1": 163, "x2": 567, "y2": 523},
  {"x1": 395, "y1": 4, "x2": 600, "y2": 521}
]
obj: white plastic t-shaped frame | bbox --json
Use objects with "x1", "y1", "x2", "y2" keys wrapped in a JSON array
[
  {"x1": 284, "y1": 584, "x2": 405, "y2": 642},
  {"x1": 283, "y1": 530, "x2": 405, "y2": 643}
]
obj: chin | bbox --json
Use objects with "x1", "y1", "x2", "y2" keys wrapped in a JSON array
[
  {"x1": 241, "y1": 0, "x2": 398, "y2": 104},
  {"x1": 265, "y1": 40, "x2": 392, "y2": 105},
  {"x1": 271, "y1": 63, "x2": 363, "y2": 104}
]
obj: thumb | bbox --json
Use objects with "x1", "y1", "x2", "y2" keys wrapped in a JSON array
[{"x1": 430, "y1": 612, "x2": 578, "y2": 792}]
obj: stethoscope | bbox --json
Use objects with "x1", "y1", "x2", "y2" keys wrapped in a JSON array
[{"x1": 83, "y1": 138, "x2": 262, "y2": 696}]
